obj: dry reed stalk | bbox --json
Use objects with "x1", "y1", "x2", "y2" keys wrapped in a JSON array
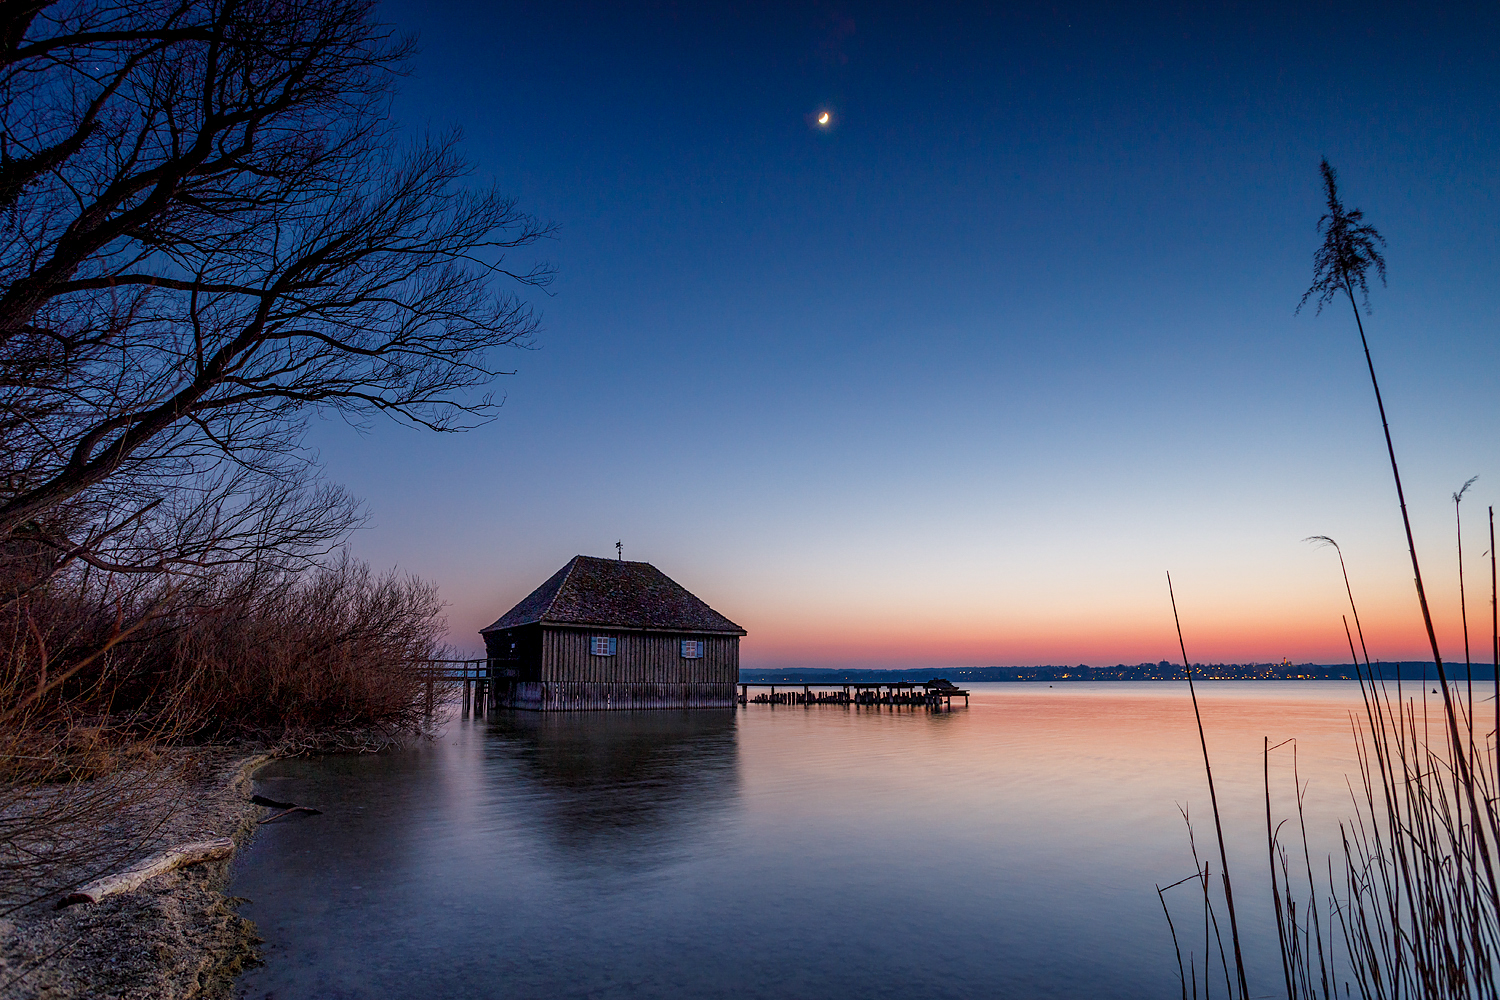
[
  {"x1": 1167, "y1": 571, "x2": 1249, "y2": 1000},
  {"x1": 1259, "y1": 627, "x2": 1500, "y2": 1000},
  {"x1": 1159, "y1": 876, "x2": 1192, "y2": 1000},
  {"x1": 1290, "y1": 164, "x2": 1500, "y2": 983},
  {"x1": 1268, "y1": 734, "x2": 1298, "y2": 1000},
  {"x1": 1490, "y1": 506, "x2": 1497, "y2": 758},
  {"x1": 1304, "y1": 537, "x2": 1372, "y2": 668},
  {"x1": 1300, "y1": 158, "x2": 1499, "y2": 932},
  {"x1": 1454, "y1": 479, "x2": 1479, "y2": 692}
]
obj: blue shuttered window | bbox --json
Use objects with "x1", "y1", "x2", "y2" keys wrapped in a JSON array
[
  {"x1": 681, "y1": 640, "x2": 703, "y2": 659},
  {"x1": 591, "y1": 636, "x2": 616, "y2": 656}
]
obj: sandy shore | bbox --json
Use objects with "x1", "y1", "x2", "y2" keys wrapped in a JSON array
[{"x1": 0, "y1": 752, "x2": 271, "y2": 1000}]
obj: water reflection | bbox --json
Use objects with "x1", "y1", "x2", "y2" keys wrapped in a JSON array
[
  {"x1": 484, "y1": 710, "x2": 738, "y2": 869},
  {"x1": 232, "y1": 683, "x2": 1435, "y2": 1000}
]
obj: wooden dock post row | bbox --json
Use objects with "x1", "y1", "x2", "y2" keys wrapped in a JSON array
[{"x1": 735, "y1": 681, "x2": 969, "y2": 710}]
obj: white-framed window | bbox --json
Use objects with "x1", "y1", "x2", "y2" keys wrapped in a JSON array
[
  {"x1": 591, "y1": 635, "x2": 617, "y2": 656},
  {"x1": 680, "y1": 639, "x2": 703, "y2": 659}
]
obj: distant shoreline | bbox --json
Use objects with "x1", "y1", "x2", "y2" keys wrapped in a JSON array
[{"x1": 738, "y1": 663, "x2": 1463, "y2": 684}]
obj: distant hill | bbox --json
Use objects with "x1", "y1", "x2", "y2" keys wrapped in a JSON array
[{"x1": 737, "y1": 663, "x2": 1453, "y2": 683}]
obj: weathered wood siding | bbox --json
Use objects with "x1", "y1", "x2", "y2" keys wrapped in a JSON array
[
  {"x1": 499, "y1": 627, "x2": 738, "y2": 710},
  {"x1": 543, "y1": 629, "x2": 738, "y2": 686}
]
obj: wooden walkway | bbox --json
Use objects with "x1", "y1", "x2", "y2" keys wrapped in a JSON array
[
  {"x1": 737, "y1": 681, "x2": 969, "y2": 709},
  {"x1": 417, "y1": 659, "x2": 511, "y2": 716},
  {"x1": 415, "y1": 662, "x2": 970, "y2": 714}
]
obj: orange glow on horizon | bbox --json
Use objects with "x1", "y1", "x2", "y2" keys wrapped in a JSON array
[
  {"x1": 447, "y1": 528, "x2": 1489, "y2": 671},
  {"x1": 731, "y1": 587, "x2": 1468, "y2": 670}
]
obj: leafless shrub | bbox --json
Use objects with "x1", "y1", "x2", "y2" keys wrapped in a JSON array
[
  {"x1": 1, "y1": 551, "x2": 446, "y2": 737},
  {"x1": 0, "y1": 550, "x2": 447, "y2": 911},
  {"x1": 151, "y1": 552, "x2": 446, "y2": 736}
]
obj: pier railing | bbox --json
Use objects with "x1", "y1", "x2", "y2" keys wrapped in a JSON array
[{"x1": 413, "y1": 658, "x2": 512, "y2": 716}]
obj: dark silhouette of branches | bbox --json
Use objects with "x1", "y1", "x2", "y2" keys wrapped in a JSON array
[{"x1": 0, "y1": 0, "x2": 551, "y2": 585}]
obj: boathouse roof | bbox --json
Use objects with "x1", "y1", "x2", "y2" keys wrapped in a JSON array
[{"x1": 481, "y1": 555, "x2": 747, "y2": 635}]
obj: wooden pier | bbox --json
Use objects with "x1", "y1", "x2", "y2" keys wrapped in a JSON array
[
  {"x1": 736, "y1": 680, "x2": 969, "y2": 709},
  {"x1": 415, "y1": 662, "x2": 969, "y2": 714},
  {"x1": 417, "y1": 658, "x2": 515, "y2": 717}
]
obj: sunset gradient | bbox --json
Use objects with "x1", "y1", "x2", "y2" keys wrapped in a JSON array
[{"x1": 309, "y1": 2, "x2": 1500, "y2": 670}]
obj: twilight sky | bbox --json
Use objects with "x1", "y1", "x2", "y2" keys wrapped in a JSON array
[{"x1": 305, "y1": 1, "x2": 1500, "y2": 668}]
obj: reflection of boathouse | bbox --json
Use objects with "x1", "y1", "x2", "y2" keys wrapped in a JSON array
[
  {"x1": 487, "y1": 711, "x2": 738, "y2": 863},
  {"x1": 481, "y1": 556, "x2": 746, "y2": 710}
]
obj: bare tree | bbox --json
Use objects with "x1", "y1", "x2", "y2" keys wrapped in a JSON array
[{"x1": 0, "y1": 0, "x2": 550, "y2": 588}]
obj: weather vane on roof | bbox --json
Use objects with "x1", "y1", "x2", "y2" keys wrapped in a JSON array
[{"x1": 615, "y1": 540, "x2": 622, "y2": 561}]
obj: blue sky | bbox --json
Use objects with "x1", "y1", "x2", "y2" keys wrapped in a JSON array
[{"x1": 305, "y1": 1, "x2": 1500, "y2": 666}]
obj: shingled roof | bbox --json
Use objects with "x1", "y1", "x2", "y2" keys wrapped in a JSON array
[{"x1": 481, "y1": 556, "x2": 746, "y2": 635}]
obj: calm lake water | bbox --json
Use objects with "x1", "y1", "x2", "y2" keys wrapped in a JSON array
[{"x1": 231, "y1": 681, "x2": 1478, "y2": 999}]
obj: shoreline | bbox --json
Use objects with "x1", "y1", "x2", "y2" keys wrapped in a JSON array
[{"x1": 0, "y1": 751, "x2": 271, "y2": 1000}]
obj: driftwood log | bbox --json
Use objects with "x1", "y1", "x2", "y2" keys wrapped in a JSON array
[
  {"x1": 250, "y1": 794, "x2": 296, "y2": 809},
  {"x1": 258, "y1": 806, "x2": 321, "y2": 824},
  {"x1": 250, "y1": 794, "x2": 323, "y2": 824},
  {"x1": 60, "y1": 838, "x2": 235, "y2": 906}
]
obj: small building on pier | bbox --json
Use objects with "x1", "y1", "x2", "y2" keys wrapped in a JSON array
[{"x1": 480, "y1": 555, "x2": 746, "y2": 710}]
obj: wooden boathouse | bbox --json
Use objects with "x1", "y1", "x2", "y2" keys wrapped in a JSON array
[{"x1": 480, "y1": 555, "x2": 745, "y2": 711}]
